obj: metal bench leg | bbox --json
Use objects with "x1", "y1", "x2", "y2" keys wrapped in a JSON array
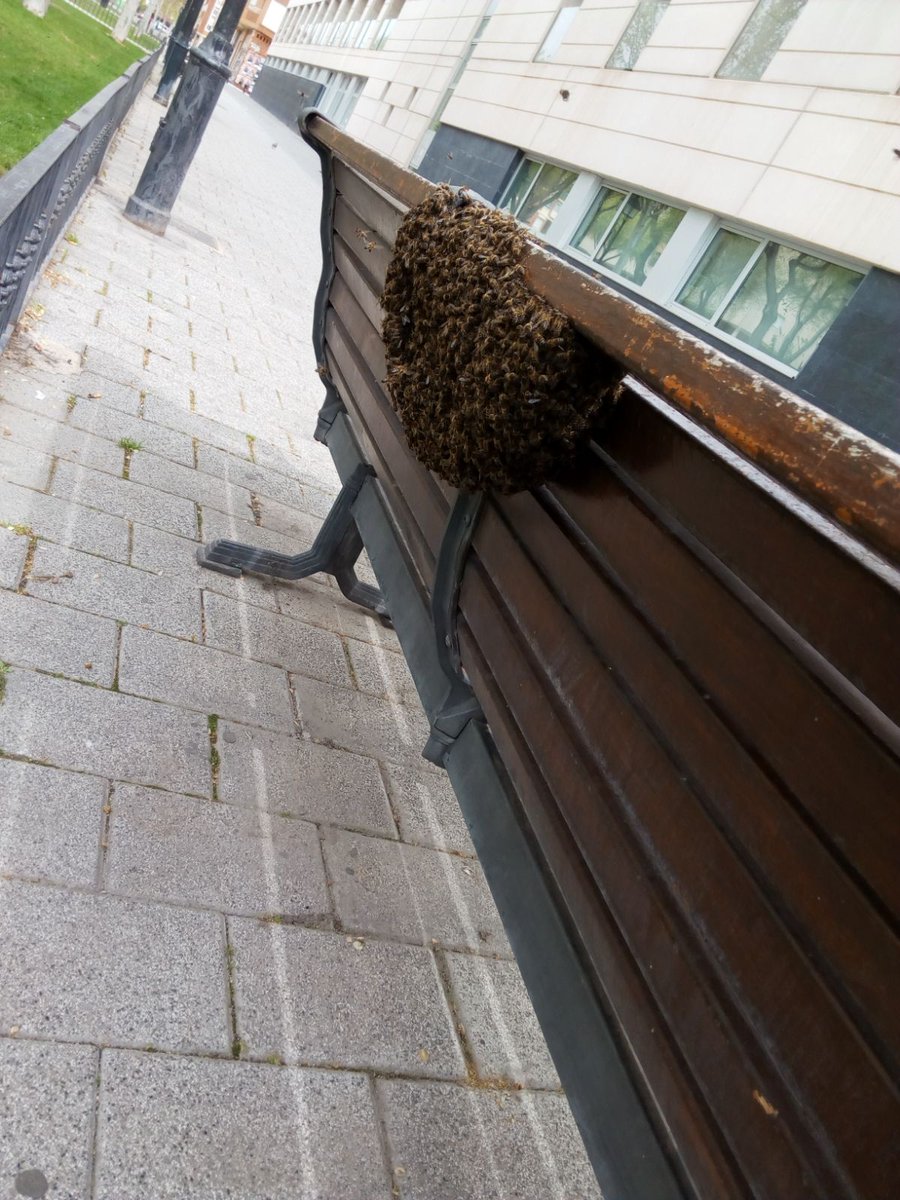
[
  {"x1": 196, "y1": 463, "x2": 390, "y2": 619},
  {"x1": 422, "y1": 492, "x2": 486, "y2": 766}
]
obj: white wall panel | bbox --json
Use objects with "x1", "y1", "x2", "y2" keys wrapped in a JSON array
[
  {"x1": 739, "y1": 166, "x2": 900, "y2": 270},
  {"x1": 773, "y1": 111, "x2": 900, "y2": 195}
]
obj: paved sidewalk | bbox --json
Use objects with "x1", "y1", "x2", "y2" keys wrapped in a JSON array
[{"x1": 0, "y1": 83, "x2": 598, "y2": 1198}]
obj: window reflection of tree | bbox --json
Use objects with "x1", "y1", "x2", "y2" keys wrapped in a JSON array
[
  {"x1": 725, "y1": 245, "x2": 860, "y2": 369},
  {"x1": 520, "y1": 167, "x2": 576, "y2": 232},
  {"x1": 681, "y1": 232, "x2": 756, "y2": 319},
  {"x1": 601, "y1": 197, "x2": 682, "y2": 284}
]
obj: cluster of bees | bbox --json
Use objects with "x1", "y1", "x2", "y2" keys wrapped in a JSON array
[{"x1": 381, "y1": 184, "x2": 622, "y2": 494}]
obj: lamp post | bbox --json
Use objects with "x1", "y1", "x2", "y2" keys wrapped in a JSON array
[
  {"x1": 153, "y1": 0, "x2": 206, "y2": 107},
  {"x1": 125, "y1": 0, "x2": 246, "y2": 236}
]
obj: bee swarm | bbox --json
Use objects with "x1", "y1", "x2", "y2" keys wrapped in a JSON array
[{"x1": 381, "y1": 184, "x2": 621, "y2": 494}]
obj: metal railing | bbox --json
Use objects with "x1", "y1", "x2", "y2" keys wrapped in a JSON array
[
  {"x1": 0, "y1": 48, "x2": 161, "y2": 351},
  {"x1": 58, "y1": 0, "x2": 161, "y2": 53}
]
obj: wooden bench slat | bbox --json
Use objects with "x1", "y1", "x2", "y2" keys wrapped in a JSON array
[
  {"x1": 458, "y1": 625, "x2": 750, "y2": 1200},
  {"x1": 333, "y1": 195, "x2": 391, "y2": 295},
  {"x1": 487, "y1": 492, "x2": 900, "y2": 1073},
  {"x1": 547, "y1": 469, "x2": 900, "y2": 920},
  {"x1": 595, "y1": 385, "x2": 900, "y2": 725},
  {"x1": 334, "y1": 158, "x2": 405, "y2": 246},
  {"x1": 333, "y1": 233, "x2": 385, "y2": 340},
  {"x1": 463, "y1": 564, "x2": 898, "y2": 1197},
  {"x1": 468, "y1": 505, "x2": 900, "y2": 1160},
  {"x1": 328, "y1": 272, "x2": 451, "y2": 534},
  {"x1": 325, "y1": 306, "x2": 447, "y2": 571},
  {"x1": 459, "y1": 571, "x2": 845, "y2": 1198}
]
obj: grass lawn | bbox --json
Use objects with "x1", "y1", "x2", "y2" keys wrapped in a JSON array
[{"x1": 0, "y1": 0, "x2": 146, "y2": 174}]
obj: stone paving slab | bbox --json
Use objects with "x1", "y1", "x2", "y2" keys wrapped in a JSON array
[
  {"x1": 0, "y1": 478, "x2": 130, "y2": 563},
  {"x1": 381, "y1": 761, "x2": 476, "y2": 856},
  {"x1": 217, "y1": 722, "x2": 397, "y2": 837},
  {"x1": 0, "y1": 759, "x2": 104, "y2": 888},
  {"x1": 1, "y1": 398, "x2": 124, "y2": 476},
  {"x1": 87, "y1": 331, "x2": 147, "y2": 375},
  {"x1": 255, "y1": 489, "x2": 343, "y2": 546},
  {"x1": 295, "y1": 481, "x2": 340, "y2": 522},
  {"x1": 277, "y1": 579, "x2": 402, "y2": 647},
  {"x1": 50, "y1": 458, "x2": 198, "y2": 538},
  {"x1": 252, "y1": 430, "x2": 327, "y2": 482},
  {"x1": 119, "y1": 625, "x2": 295, "y2": 733},
  {"x1": 0, "y1": 669, "x2": 211, "y2": 796},
  {"x1": 0, "y1": 588, "x2": 118, "y2": 686},
  {"x1": 107, "y1": 784, "x2": 330, "y2": 918},
  {"x1": 141, "y1": 393, "x2": 253, "y2": 456},
  {"x1": 443, "y1": 952, "x2": 561, "y2": 1090},
  {"x1": 0, "y1": 437, "x2": 52, "y2": 490},
  {"x1": 130, "y1": 520, "x2": 280, "y2": 611},
  {"x1": 203, "y1": 589, "x2": 350, "y2": 686},
  {"x1": 292, "y1": 675, "x2": 432, "y2": 767},
  {"x1": 346, "y1": 636, "x2": 421, "y2": 708},
  {"x1": 322, "y1": 827, "x2": 509, "y2": 955},
  {"x1": 189, "y1": 385, "x2": 247, "y2": 428},
  {"x1": 96, "y1": 309, "x2": 150, "y2": 346},
  {"x1": 27, "y1": 541, "x2": 201, "y2": 641},
  {"x1": 95, "y1": 1051, "x2": 391, "y2": 1200},
  {"x1": 230, "y1": 918, "x2": 466, "y2": 1079},
  {"x1": 0, "y1": 365, "x2": 72, "y2": 421},
  {"x1": 376, "y1": 1079, "x2": 602, "y2": 1200},
  {"x1": 196, "y1": 442, "x2": 304, "y2": 507},
  {"x1": 68, "y1": 396, "x2": 195, "y2": 466},
  {"x1": 0, "y1": 880, "x2": 228, "y2": 1053},
  {"x1": 128, "y1": 449, "x2": 254, "y2": 517},
  {"x1": 0, "y1": 525, "x2": 28, "y2": 589},
  {"x1": 0, "y1": 1037, "x2": 96, "y2": 1200},
  {"x1": 80, "y1": 348, "x2": 145, "y2": 395},
  {"x1": 72, "y1": 375, "x2": 144, "y2": 419}
]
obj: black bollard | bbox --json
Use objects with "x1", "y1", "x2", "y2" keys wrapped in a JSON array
[
  {"x1": 125, "y1": 0, "x2": 246, "y2": 236},
  {"x1": 153, "y1": 0, "x2": 206, "y2": 107}
]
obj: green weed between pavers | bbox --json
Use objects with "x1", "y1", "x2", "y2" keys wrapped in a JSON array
[
  {"x1": 0, "y1": 522, "x2": 33, "y2": 536},
  {"x1": 119, "y1": 438, "x2": 140, "y2": 480},
  {"x1": 0, "y1": 0, "x2": 143, "y2": 173},
  {"x1": 0, "y1": 661, "x2": 9, "y2": 703},
  {"x1": 64, "y1": 232, "x2": 79, "y2": 245},
  {"x1": 66, "y1": 395, "x2": 77, "y2": 412}
]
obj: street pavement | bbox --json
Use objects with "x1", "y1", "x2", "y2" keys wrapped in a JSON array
[{"x1": 0, "y1": 78, "x2": 599, "y2": 1198}]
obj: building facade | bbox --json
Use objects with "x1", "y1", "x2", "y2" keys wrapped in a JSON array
[{"x1": 258, "y1": 0, "x2": 900, "y2": 450}]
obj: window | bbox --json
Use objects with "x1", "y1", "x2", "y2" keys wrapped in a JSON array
[
  {"x1": 536, "y1": 0, "x2": 581, "y2": 63},
  {"x1": 607, "y1": 0, "x2": 669, "y2": 70},
  {"x1": 371, "y1": 18, "x2": 395, "y2": 48},
  {"x1": 675, "y1": 230, "x2": 863, "y2": 372},
  {"x1": 718, "y1": 0, "x2": 807, "y2": 81},
  {"x1": 501, "y1": 160, "x2": 577, "y2": 236},
  {"x1": 570, "y1": 188, "x2": 685, "y2": 286}
]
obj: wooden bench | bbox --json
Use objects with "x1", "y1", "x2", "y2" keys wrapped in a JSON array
[{"x1": 200, "y1": 111, "x2": 900, "y2": 1200}]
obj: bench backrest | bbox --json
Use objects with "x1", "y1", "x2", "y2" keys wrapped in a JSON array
[{"x1": 303, "y1": 112, "x2": 900, "y2": 1200}]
